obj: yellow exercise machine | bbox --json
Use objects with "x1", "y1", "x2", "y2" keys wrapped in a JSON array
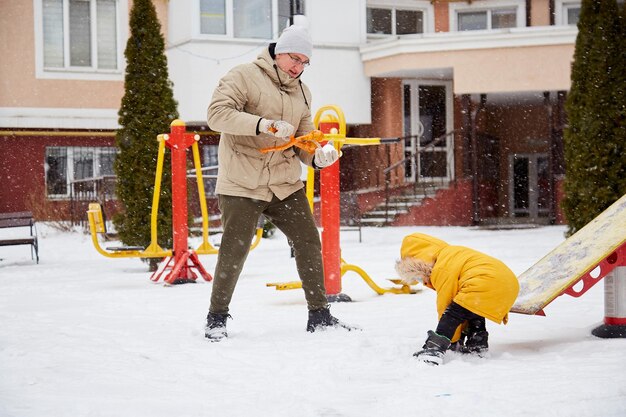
[{"x1": 87, "y1": 120, "x2": 262, "y2": 283}]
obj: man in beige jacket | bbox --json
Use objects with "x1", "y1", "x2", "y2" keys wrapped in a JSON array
[{"x1": 205, "y1": 24, "x2": 353, "y2": 341}]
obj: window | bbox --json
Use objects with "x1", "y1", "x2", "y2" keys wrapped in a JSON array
[
  {"x1": 367, "y1": 7, "x2": 424, "y2": 35},
  {"x1": 450, "y1": 1, "x2": 524, "y2": 31},
  {"x1": 46, "y1": 148, "x2": 69, "y2": 196},
  {"x1": 200, "y1": 0, "x2": 226, "y2": 35},
  {"x1": 42, "y1": 0, "x2": 119, "y2": 71},
  {"x1": 200, "y1": 0, "x2": 305, "y2": 39},
  {"x1": 457, "y1": 11, "x2": 488, "y2": 31},
  {"x1": 234, "y1": 0, "x2": 272, "y2": 38},
  {"x1": 565, "y1": 7, "x2": 580, "y2": 25},
  {"x1": 201, "y1": 145, "x2": 219, "y2": 196},
  {"x1": 45, "y1": 147, "x2": 117, "y2": 198},
  {"x1": 202, "y1": 145, "x2": 219, "y2": 168},
  {"x1": 555, "y1": 1, "x2": 581, "y2": 26},
  {"x1": 457, "y1": 8, "x2": 517, "y2": 31},
  {"x1": 510, "y1": 154, "x2": 550, "y2": 218}
]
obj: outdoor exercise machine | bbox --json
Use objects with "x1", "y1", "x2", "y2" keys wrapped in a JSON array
[
  {"x1": 511, "y1": 193, "x2": 626, "y2": 338},
  {"x1": 87, "y1": 120, "x2": 263, "y2": 285},
  {"x1": 265, "y1": 105, "x2": 415, "y2": 299}
]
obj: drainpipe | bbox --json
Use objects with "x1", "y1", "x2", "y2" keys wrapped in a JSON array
[
  {"x1": 290, "y1": 0, "x2": 305, "y2": 25},
  {"x1": 470, "y1": 94, "x2": 487, "y2": 225}
]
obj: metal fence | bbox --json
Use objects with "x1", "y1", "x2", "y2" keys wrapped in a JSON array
[{"x1": 69, "y1": 175, "x2": 117, "y2": 226}]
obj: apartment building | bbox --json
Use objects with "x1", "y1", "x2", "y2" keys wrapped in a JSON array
[{"x1": 0, "y1": 0, "x2": 583, "y2": 226}]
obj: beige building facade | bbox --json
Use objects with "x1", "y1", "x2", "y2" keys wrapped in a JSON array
[{"x1": 0, "y1": 0, "x2": 582, "y2": 226}]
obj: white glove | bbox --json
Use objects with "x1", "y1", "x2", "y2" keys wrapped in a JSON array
[
  {"x1": 314, "y1": 143, "x2": 339, "y2": 168},
  {"x1": 259, "y1": 118, "x2": 295, "y2": 138}
]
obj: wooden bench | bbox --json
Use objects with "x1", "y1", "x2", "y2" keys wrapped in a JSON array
[{"x1": 0, "y1": 211, "x2": 39, "y2": 263}]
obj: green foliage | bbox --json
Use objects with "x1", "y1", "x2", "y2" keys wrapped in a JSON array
[
  {"x1": 562, "y1": 0, "x2": 626, "y2": 236},
  {"x1": 113, "y1": 0, "x2": 179, "y2": 265},
  {"x1": 262, "y1": 219, "x2": 276, "y2": 238}
]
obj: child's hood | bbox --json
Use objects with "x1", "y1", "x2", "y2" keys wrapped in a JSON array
[{"x1": 400, "y1": 233, "x2": 449, "y2": 264}]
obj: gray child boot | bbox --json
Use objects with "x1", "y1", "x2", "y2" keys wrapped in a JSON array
[{"x1": 414, "y1": 330, "x2": 451, "y2": 365}]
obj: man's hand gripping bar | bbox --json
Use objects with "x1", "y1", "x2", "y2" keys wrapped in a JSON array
[{"x1": 259, "y1": 130, "x2": 326, "y2": 154}]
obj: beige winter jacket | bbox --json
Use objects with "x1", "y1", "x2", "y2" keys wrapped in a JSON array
[{"x1": 207, "y1": 46, "x2": 316, "y2": 201}]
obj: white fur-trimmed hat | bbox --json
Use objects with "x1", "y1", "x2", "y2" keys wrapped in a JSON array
[
  {"x1": 395, "y1": 257, "x2": 433, "y2": 286},
  {"x1": 275, "y1": 25, "x2": 313, "y2": 59}
]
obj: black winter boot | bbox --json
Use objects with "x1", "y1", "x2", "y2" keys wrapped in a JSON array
[
  {"x1": 465, "y1": 330, "x2": 489, "y2": 355},
  {"x1": 448, "y1": 341, "x2": 465, "y2": 353},
  {"x1": 205, "y1": 312, "x2": 231, "y2": 342},
  {"x1": 464, "y1": 317, "x2": 488, "y2": 355},
  {"x1": 306, "y1": 307, "x2": 356, "y2": 332},
  {"x1": 414, "y1": 330, "x2": 451, "y2": 365}
]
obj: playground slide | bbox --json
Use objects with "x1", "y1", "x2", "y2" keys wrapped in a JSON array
[{"x1": 511, "y1": 194, "x2": 626, "y2": 315}]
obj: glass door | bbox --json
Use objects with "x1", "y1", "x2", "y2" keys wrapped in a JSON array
[
  {"x1": 509, "y1": 153, "x2": 550, "y2": 219},
  {"x1": 402, "y1": 80, "x2": 454, "y2": 182}
]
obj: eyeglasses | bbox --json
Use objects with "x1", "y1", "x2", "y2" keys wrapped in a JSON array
[{"x1": 287, "y1": 53, "x2": 310, "y2": 68}]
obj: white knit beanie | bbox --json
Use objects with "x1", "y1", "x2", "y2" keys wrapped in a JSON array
[{"x1": 275, "y1": 25, "x2": 313, "y2": 59}]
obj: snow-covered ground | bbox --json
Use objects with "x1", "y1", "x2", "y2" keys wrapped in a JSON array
[{"x1": 1, "y1": 224, "x2": 624, "y2": 417}]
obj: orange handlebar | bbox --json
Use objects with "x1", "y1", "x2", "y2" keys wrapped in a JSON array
[{"x1": 259, "y1": 130, "x2": 326, "y2": 154}]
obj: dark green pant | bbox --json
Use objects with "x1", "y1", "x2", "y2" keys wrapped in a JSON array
[{"x1": 209, "y1": 188, "x2": 328, "y2": 314}]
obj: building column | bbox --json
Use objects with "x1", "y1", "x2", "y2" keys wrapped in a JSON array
[
  {"x1": 544, "y1": 91, "x2": 557, "y2": 224},
  {"x1": 470, "y1": 94, "x2": 487, "y2": 225},
  {"x1": 460, "y1": 94, "x2": 473, "y2": 178}
]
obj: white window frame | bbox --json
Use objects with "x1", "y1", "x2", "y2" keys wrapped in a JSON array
[
  {"x1": 195, "y1": 0, "x2": 301, "y2": 41},
  {"x1": 366, "y1": 0, "x2": 434, "y2": 39},
  {"x1": 45, "y1": 146, "x2": 118, "y2": 199},
  {"x1": 449, "y1": 0, "x2": 525, "y2": 32},
  {"x1": 554, "y1": 0, "x2": 581, "y2": 26},
  {"x1": 34, "y1": 0, "x2": 128, "y2": 80}
]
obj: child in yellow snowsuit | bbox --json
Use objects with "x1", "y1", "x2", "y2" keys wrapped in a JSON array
[{"x1": 395, "y1": 233, "x2": 519, "y2": 365}]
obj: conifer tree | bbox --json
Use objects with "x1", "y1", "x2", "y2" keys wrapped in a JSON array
[
  {"x1": 616, "y1": 2, "x2": 626, "y2": 194},
  {"x1": 114, "y1": 0, "x2": 179, "y2": 269},
  {"x1": 562, "y1": 0, "x2": 626, "y2": 235}
]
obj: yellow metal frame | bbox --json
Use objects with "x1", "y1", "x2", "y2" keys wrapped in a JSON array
[
  {"x1": 340, "y1": 261, "x2": 419, "y2": 295},
  {"x1": 87, "y1": 135, "x2": 171, "y2": 259},
  {"x1": 266, "y1": 258, "x2": 419, "y2": 294},
  {"x1": 191, "y1": 140, "x2": 262, "y2": 254},
  {"x1": 278, "y1": 105, "x2": 413, "y2": 296},
  {"x1": 87, "y1": 202, "x2": 171, "y2": 258}
]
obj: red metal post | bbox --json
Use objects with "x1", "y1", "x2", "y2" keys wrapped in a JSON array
[
  {"x1": 160, "y1": 120, "x2": 212, "y2": 285},
  {"x1": 318, "y1": 119, "x2": 350, "y2": 301},
  {"x1": 168, "y1": 122, "x2": 193, "y2": 261},
  {"x1": 592, "y1": 243, "x2": 626, "y2": 338}
]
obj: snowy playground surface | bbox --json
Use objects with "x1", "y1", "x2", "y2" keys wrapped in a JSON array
[{"x1": 1, "y1": 224, "x2": 625, "y2": 417}]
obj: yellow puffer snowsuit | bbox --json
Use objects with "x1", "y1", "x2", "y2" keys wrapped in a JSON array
[{"x1": 400, "y1": 233, "x2": 519, "y2": 342}]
